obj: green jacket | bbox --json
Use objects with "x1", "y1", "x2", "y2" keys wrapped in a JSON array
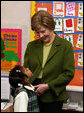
[{"x1": 23, "y1": 34, "x2": 75, "y2": 103}]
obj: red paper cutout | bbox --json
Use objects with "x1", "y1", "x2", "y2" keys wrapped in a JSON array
[{"x1": 66, "y1": 19, "x2": 72, "y2": 27}]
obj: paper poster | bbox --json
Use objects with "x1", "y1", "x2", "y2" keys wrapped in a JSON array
[
  {"x1": 64, "y1": 34, "x2": 74, "y2": 47},
  {"x1": 78, "y1": 53, "x2": 83, "y2": 67},
  {"x1": 54, "y1": 18, "x2": 63, "y2": 31},
  {"x1": 76, "y1": 34, "x2": 83, "y2": 49},
  {"x1": 78, "y1": 3, "x2": 83, "y2": 17},
  {"x1": 1, "y1": 29, "x2": 22, "y2": 71},
  {"x1": 64, "y1": 18, "x2": 74, "y2": 33},
  {"x1": 66, "y1": 2, "x2": 75, "y2": 16},
  {"x1": 35, "y1": 2, "x2": 52, "y2": 15},
  {"x1": 77, "y1": 18, "x2": 83, "y2": 31},
  {"x1": 53, "y1": 2, "x2": 65, "y2": 17}
]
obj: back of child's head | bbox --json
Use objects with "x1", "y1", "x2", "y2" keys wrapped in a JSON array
[{"x1": 9, "y1": 65, "x2": 28, "y2": 89}]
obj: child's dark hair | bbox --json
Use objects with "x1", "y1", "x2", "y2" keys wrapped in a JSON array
[{"x1": 9, "y1": 65, "x2": 29, "y2": 89}]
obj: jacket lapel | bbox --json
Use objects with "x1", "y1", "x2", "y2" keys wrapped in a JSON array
[
  {"x1": 46, "y1": 34, "x2": 61, "y2": 64},
  {"x1": 35, "y1": 39, "x2": 43, "y2": 65},
  {"x1": 38, "y1": 44, "x2": 43, "y2": 65}
]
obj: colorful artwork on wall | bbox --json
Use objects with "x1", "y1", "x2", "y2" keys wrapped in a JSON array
[{"x1": 1, "y1": 29, "x2": 22, "y2": 71}]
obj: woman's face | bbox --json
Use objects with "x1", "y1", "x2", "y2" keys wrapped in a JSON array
[{"x1": 36, "y1": 26, "x2": 54, "y2": 44}]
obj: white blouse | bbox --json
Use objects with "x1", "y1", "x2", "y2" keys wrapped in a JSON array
[{"x1": 14, "y1": 85, "x2": 35, "y2": 112}]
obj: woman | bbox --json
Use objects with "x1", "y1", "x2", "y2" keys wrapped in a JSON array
[{"x1": 24, "y1": 10, "x2": 75, "y2": 112}]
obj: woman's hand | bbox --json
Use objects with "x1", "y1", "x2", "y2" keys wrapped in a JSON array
[{"x1": 34, "y1": 84, "x2": 49, "y2": 96}]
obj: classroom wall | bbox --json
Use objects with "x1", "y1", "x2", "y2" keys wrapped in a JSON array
[
  {"x1": 1, "y1": 0, "x2": 83, "y2": 107},
  {"x1": 1, "y1": 1, "x2": 31, "y2": 65}
]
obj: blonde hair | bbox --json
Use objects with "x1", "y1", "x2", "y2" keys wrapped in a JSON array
[{"x1": 31, "y1": 10, "x2": 55, "y2": 31}]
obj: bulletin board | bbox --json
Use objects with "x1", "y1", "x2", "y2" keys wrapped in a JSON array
[{"x1": 31, "y1": 1, "x2": 83, "y2": 87}]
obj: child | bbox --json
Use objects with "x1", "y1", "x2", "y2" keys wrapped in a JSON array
[{"x1": 9, "y1": 65, "x2": 39, "y2": 112}]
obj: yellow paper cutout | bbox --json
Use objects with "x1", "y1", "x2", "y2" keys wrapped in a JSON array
[
  {"x1": 78, "y1": 26, "x2": 83, "y2": 30},
  {"x1": 79, "y1": 12, "x2": 83, "y2": 16},
  {"x1": 30, "y1": 1, "x2": 36, "y2": 41}
]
